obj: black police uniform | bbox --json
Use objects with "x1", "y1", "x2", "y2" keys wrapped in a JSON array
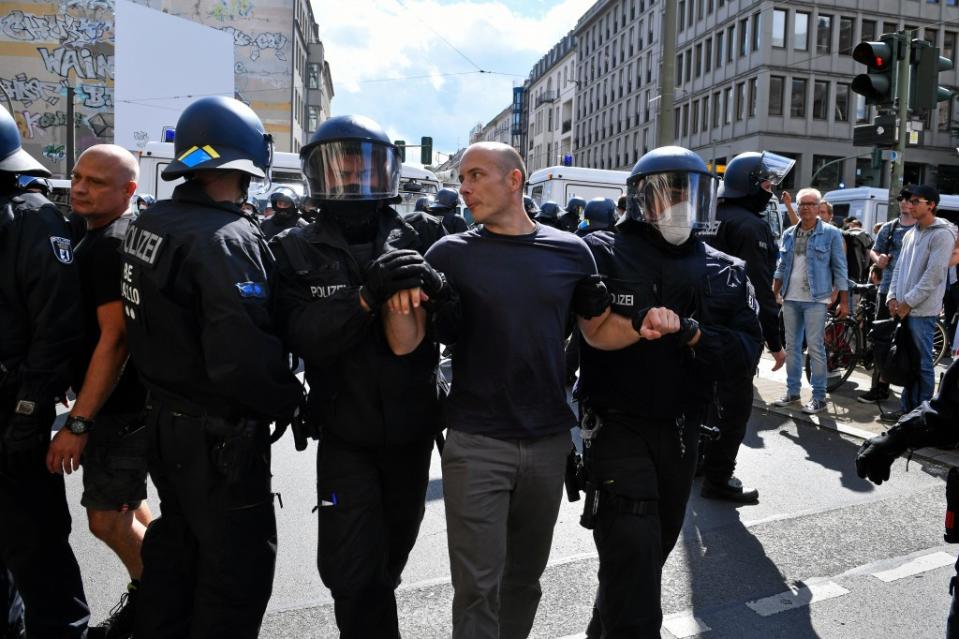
[
  {"x1": 122, "y1": 180, "x2": 302, "y2": 638},
  {"x1": 0, "y1": 188, "x2": 91, "y2": 638},
  {"x1": 702, "y1": 194, "x2": 782, "y2": 487},
  {"x1": 260, "y1": 210, "x2": 307, "y2": 240},
  {"x1": 403, "y1": 209, "x2": 447, "y2": 250},
  {"x1": 271, "y1": 206, "x2": 440, "y2": 639},
  {"x1": 440, "y1": 210, "x2": 468, "y2": 234},
  {"x1": 577, "y1": 222, "x2": 763, "y2": 637}
]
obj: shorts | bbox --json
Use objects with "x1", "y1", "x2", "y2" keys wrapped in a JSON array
[{"x1": 81, "y1": 412, "x2": 148, "y2": 512}]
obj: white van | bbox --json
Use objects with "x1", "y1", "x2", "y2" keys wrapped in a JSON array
[
  {"x1": 527, "y1": 166, "x2": 629, "y2": 206},
  {"x1": 137, "y1": 142, "x2": 305, "y2": 201},
  {"x1": 820, "y1": 187, "x2": 959, "y2": 231},
  {"x1": 396, "y1": 165, "x2": 442, "y2": 216}
]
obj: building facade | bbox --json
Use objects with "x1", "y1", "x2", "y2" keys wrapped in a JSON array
[
  {"x1": 470, "y1": 104, "x2": 514, "y2": 146},
  {"x1": 525, "y1": 31, "x2": 577, "y2": 173},
  {"x1": 571, "y1": 0, "x2": 959, "y2": 194}
]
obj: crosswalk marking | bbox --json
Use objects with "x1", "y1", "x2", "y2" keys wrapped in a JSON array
[
  {"x1": 745, "y1": 581, "x2": 849, "y2": 617},
  {"x1": 872, "y1": 551, "x2": 956, "y2": 583}
]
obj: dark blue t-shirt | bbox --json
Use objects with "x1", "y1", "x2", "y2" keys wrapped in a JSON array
[{"x1": 425, "y1": 223, "x2": 598, "y2": 439}]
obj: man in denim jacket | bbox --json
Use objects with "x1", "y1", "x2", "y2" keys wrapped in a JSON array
[{"x1": 772, "y1": 187, "x2": 849, "y2": 414}]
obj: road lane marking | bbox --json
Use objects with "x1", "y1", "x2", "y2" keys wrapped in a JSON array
[
  {"x1": 872, "y1": 551, "x2": 956, "y2": 582},
  {"x1": 746, "y1": 581, "x2": 849, "y2": 617}
]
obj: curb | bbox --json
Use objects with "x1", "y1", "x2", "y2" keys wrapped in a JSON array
[{"x1": 752, "y1": 398, "x2": 959, "y2": 472}]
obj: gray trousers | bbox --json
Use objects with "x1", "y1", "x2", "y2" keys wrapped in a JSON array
[{"x1": 442, "y1": 428, "x2": 570, "y2": 639}]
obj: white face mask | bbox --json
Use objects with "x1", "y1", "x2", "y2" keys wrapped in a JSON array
[{"x1": 655, "y1": 201, "x2": 693, "y2": 245}]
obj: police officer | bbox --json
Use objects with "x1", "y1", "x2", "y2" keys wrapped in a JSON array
[
  {"x1": 576, "y1": 146, "x2": 763, "y2": 637},
  {"x1": 576, "y1": 197, "x2": 617, "y2": 237},
  {"x1": 271, "y1": 115, "x2": 441, "y2": 639},
  {"x1": 403, "y1": 195, "x2": 447, "y2": 251},
  {"x1": 135, "y1": 193, "x2": 155, "y2": 213},
  {"x1": 121, "y1": 96, "x2": 302, "y2": 638},
  {"x1": 700, "y1": 151, "x2": 793, "y2": 503},
  {"x1": 412, "y1": 196, "x2": 433, "y2": 213},
  {"x1": 856, "y1": 357, "x2": 959, "y2": 636},
  {"x1": 523, "y1": 195, "x2": 539, "y2": 219},
  {"x1": 561, "y1": 196, "x2": 586, "y2": 232},
  {"x1": 0, "y1": 104, "x2": 91, "y2": 638},
  {"x1": 241, "y1": 195, "x2": 259, "y2": 217},
  {"x1": 428, "y1": 187, "x2": 469, "y2": 234},
  {"x1": 260, "y1": 186, "x2": 307, "y2": 240},
  {"x1": 535, "y1": 201, "x2": 563, "y2": 229},
  {"x1": 16, "y1": 174, "x2": 51, "y2": 195}
]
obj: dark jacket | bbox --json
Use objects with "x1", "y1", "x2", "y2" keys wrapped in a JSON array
[
  {"x1": 0, "y1": 189, "x2": 81, "y2": 412},
  {"x1": 707, "y1": 198, "x2": 782, "y2": 352},
  {"x1": 440, "y1": 211, "x2": 469, "y2": 235},
  {"x1": 260, "y1": 212, "x2": 307, "y2": 241},
  {"x1": 403, "y1": 210, "x2": 447, "y2": 251},
  {"x1": 578, "y1": 223, "x2": 763, "y2": 421},
  {"x1": 270, "y1": 207, "x2": 440, "y2": 446},
  {"x1": 121, "y1": 181, "x2": 301, "y2": 420}
]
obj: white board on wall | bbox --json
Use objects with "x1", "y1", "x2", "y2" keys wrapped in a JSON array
[{"x1": 114, "y1": 0, "x2": 234, "y2": 152}]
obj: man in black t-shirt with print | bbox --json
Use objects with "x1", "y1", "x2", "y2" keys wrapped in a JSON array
[{"x1": 46, "y1": 144, "x2": 150, "y2": 638}]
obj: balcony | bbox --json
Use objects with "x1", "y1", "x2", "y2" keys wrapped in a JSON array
[
  {"x1": 536, "y1": 91, "x2": 557, "y2": 107},
  {"x1": 562, "y1": 119, "x2": 572, "y2": 133}
]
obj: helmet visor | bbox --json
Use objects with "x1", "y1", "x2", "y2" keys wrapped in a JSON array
[
  {"x1": 627, "y1": 171, "x2": 719, "y2": 237},
  {"x1": 302, "y1": 140, "x2": 401, "y2": 200},
  {"x1": 756, "y1": 151, "x2": 795, "y2": 187}
]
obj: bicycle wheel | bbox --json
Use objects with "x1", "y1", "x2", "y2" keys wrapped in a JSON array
[
  {"x1": 933, "y1": 320, "x2": 949, "y2": 366},
  {"x1": 805, "y1": 317, "x2": 862, "y2": 392}
]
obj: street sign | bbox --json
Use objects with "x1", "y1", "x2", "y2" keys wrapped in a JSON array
[{"x1": 853, "y1": 114, "x2": 897, "y2": 147}]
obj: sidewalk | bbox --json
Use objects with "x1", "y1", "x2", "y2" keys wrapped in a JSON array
[{"x1": 752, "y1": 352, "x2": 959, "y2": 468}]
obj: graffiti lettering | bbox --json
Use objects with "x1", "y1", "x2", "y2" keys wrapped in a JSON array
[
  {"x1": 208, "y1": 0, "x2": 254, "y2": 22},
  {"x1": 39, "y1": 46, "x2": 114, "y2": 80},
  {"x1": 18, "y1": 110, "x2": 86, "y2": 138},
  {"x1": 0, "y1": 11, "x2": 111, "y2": 47},
  {"x1": 74, "y1": 83, "x2": 112, "y2": 108},
  {"x1": 133, "y1": 130, "x2": 149, "y2": 149},
  {"x1": 219, "y1": 27, "x2": 287, "y2": 62},
  {"x1": 42, "y1": 144, "x2": 65, "y2": 160},
  {"x1": 0, "y1": 73, "x2": 60, "y2": 108}
]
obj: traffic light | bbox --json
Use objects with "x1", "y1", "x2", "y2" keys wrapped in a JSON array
[
  {"x1": 420, "y1": 136, "x2": 432, "y2": 165},
  {"x1": 395, "y1": 139, "x2": 406, "y2": 162},
  {"x1": 910, "y1": 39, "x2": 954, "y2": 113},
  {"x1": 852, "y1": 35, "x2": 899, "y2": 107}
]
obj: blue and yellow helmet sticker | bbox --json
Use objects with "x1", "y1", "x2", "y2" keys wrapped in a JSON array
[{"x1": 177, "y1": 145, "x2": 221, "y2": 168}]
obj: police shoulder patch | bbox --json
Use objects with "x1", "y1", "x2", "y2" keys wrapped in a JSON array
[
  {"x1": 50, "y1": 236, "x2": 73, "y2": 264},
  {"x1": 236, "y1": 281, "x2": 268, "y2": 299}
]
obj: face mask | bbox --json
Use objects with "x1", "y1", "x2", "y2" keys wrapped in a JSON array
[{"x1": 655, "y1": 201, "x2": 693, "y2": 245}]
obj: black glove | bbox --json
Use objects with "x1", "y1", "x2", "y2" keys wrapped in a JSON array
[
  {"x1": 415, "y1": 261, "x2": 450, "y2": 301},
  {"x1": 855, "y1": 428, "x2": 910, "y2": 485},
  {"x1": 207, "y1": 417, "x2": 265, "y2": 484},
  {"x1": 572, "y1": 275, "x2": 611, "y2": 319},
  {"x1": 361, "y1": 249, "x2": 427, "y2": 308}
]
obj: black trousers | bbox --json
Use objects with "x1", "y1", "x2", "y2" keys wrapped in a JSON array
[
  {"x1": 135, "y1": 405, "x2": 277, "y2": 639},
  {"x1": 316, "y1": 433, "x2": 433, "y2": 639},
  {"x1": 871, "y1": 292, "x2": 891, "y2": 391},
  {"x1": 701, "y1": 375, "x2": 754, "y2": 483},
  {"x1": 585, "y1": 415, "x2": 699, "y2": 639},
  {"x1": 0, "y1": 445, "x2": 90, "y2": 638}
]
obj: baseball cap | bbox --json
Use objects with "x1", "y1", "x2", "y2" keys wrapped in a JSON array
[{"x1": 901, "y1": 184, "x2": 940, "y2": 204}]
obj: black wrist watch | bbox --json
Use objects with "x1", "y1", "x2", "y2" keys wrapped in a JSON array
[
  {"x1": 678, "y1": 317, "x2": 700, "y2": 346},
  {"x1": 65, "y1": 415, "x2": 94, "y2": 435}
]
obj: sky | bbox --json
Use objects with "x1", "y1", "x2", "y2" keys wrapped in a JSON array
[{"x1": 311, "y1": 0, "x2": 594, "y2": 164}]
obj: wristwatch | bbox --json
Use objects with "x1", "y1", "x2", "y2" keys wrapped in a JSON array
[{"x1": 65, "y1": 415, "x2": 94, "y2": 435}]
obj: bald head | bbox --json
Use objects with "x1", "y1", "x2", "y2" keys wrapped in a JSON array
[
  {"x1": 72, "y1": 144, "x2": 139, "y2": 223},
  {"x1": 465, "y1": 142, "x2": 527, "y2": 185}
]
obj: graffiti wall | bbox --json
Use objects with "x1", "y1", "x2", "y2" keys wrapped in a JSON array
[
  {"x1": 0, "y1": 0, "x2": 116, "y2": 176},
  {"x1": 135, "y1": 0, "x2": 294, "y2": 150}
]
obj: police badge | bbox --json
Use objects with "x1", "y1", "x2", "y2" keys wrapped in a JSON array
[{"x1": 50, "y1": 236, "x2": 73, "y2": 264}]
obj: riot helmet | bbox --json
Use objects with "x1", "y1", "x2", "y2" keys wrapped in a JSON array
[
  {"x1": 162, "y1": 96, "x2": 273, "y2": 185},
  {"x1": 135, "y1": 193, "x2": 156, "y2": 210},
  {"x1": 536, "y1": 201, "x2": 561, "y2": 222},
  {"x1": 414, "y1": 196, "x2": 433, "y2": 212},
  {"x1": 523, "y1": 195, "x2": 540, "y2": 218},
  {"x1": 300, "y1": 115, "x2": 401, "y2": 202},
  {"x1": 565, "y1": 197, "x2": 586, "y2": 218},
  {"x1": 583, "y1": 197, "x2": 617, "y2": 229},
  {"x1": 428, "y1": 188, "x2": 459, "y2": 213},
  {"x1": 624, "y1": 146, "x2": 719, "y2": 245},
  {"x1": 269, "y1": 186, "x2": 299, "y2": 216},
  {"x1": 0, "y1": 105, "x2": 49, "y2": 177},
  {"x1": 17, "y1": 175, "x2": 51, "y2": 195},
  {"x1": 719, "y1": 151, "x2": 794, "y2": 199},
  {"x1": 241, "y1": 195, "x2": 259, "y2": 216}
]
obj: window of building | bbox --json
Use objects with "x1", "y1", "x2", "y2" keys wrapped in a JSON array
[
  {"x1": 772, "y1": 9, "x2": 786, "y2": 48},
  {"x1": 812, "y1": 155, "x2": 842, "y2": 191},
  {"x1": 939, "y1": 95, "x2": 953, "y2": 131},
  {"x1": 927, "y1": 28, "x2": 939, "y2": 47},
  {"x1": 856, "y1": 95, "x2": 869, "y2": 123},
  {"x1": 678, "y1": 0, "x2": 685, "y2": 31},
  {"x1": 727, "y1": 26, "x2": 735, "y2": 62},
  {"x1": 682, "y1": 103, "x2": 689, "y2": 137},
  {"x1": 835, "y1": 82, "x2": 850, "y2": 121},
  {"x1": 861, "y1": 19, "x2": 876, "y2": 42},
  {"x1": 883, "y1": 21, "x2": 898, "y2": 36},
  {"x1": 684, "y1": 49, "x2": 692, "y2": 83},
  {"x1": 675, "y1": 54, "x2": 682, "y2": 86},
  {"x1": 674, "y1": 107, "x2": 681, "y2": 139},
  {"x1": 695, "y1": 43, "x2": 702, "y2": 77},
  {"x1": 692, "y1": 100, "x2": 699, "y2": 134},
  {"x1": 751, "y1": 13, "x2": 760, "y2": 51},
  {"x1": 791, "y1": 78, "x2": 807, "y2": 117},
  {"x1": 813, "y1": 80, "x2": 829, "y2": 119},
  {"x1": 307, "y1": 105, "x2": 319, "y2": 132},
  {"x1": 795, "y1": 12, "x2": 809, "y2": 51},
  {"x1": 705, "y1": 37, "x2": 713, "y2": 71},
  {"x1": 769, "y1": 75, "x2": 784, "y2": 116},
  {"x1": 702, "y1": 97, "x2": 710, "y2": 130},
  {"x1": 712, "y1": 91, "x2": 721, "y2": 127},
  {"x1": 748, "y1": 77, "x2": 757, "y2": 116},
  {"x1": 839, "y1": 17, "x2": 854, "y2": 55},
  {"x1": 739, "y1": 18, "x2": 749, "y2": 56},
  {"x1": 945, "y1": 32, "x2": 957, "y2": 64},
  {"x1": 817, "y1": 15, "x2": 832, "y2": 54},
  {"x1": 716, "y1": 33, "x2": 724, "y2": 68},
  {"x1": 724, "y1": 86, "x2": 733, "y2": 123},
  {"x1": 736, "y1": 82, "x2": 746, "y2": 120}
]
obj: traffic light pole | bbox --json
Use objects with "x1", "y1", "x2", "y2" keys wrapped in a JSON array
[{"x1": 887, "y1": 33, "x2": 910, "y2": 221}]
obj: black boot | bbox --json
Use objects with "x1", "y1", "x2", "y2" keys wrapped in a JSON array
[
  {"x1": 91, "y1": 581, "x2": 138, "y2": 639},
  {"x1": 701, "y1": 476, "x2": 759, "y2": 503}
]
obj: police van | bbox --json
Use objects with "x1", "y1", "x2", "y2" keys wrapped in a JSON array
[
  {"x1": 527, "y1": 166, "x2": 629, "y2": 206},
  {"x1": 396, "y1": 165, "x2": 442, "y2": 215},
  {"x1": 821, "y1": 187, "x2": 959, "y2": 231},
  {"x1": 136, "y1": 141, "x2": 306, "y2": 201}
]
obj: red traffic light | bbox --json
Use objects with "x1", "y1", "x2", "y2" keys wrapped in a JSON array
[{"x1": 853, "y1": 41, "x2": 894, "y2": 70}]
